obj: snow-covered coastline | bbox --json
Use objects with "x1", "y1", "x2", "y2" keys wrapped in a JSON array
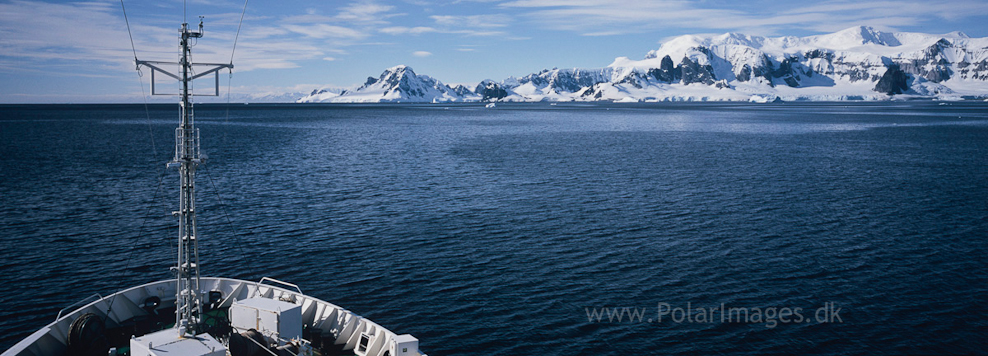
[{"x1": 298, "y1": 26, "x2": 988, "y2": 103}]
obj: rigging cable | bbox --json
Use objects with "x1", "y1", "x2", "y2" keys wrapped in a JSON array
[
  {"x1": 226, "y1": 0, "x2": 249, "y2": 121},
  {"x1": 120, "y1": 0, "x2": 156, "y2": 158},
  {"x1": 136, "y1": 73, "x2": 156, "y2": 159},
  {"x1": 104, "y1": 168, "x2": 169, "y2": 319},
  {"x1": 226, "y1": 0, "x2": 249, "y2": 154},
  {"x1": 120, "y1": 0, "x2": 137, "y2": 63},
  {"x1": 104, "y1": 0, "x2": 257, "y2": 318},
  {"x1": 225, "y1": 69, "x2": 232, "y2": 142},
  {"x1": 205, "y1": 0, "x2": 259, "y2": 290},
  {"x1": 202, "y1": 163, "x2": 257, "y2": 280},
  {"x1": 106, "y1": 0, "x2": 166, "y2": 319},
  {"x1": 230, "y1": 0, "x2": 249, "y2": 65}
]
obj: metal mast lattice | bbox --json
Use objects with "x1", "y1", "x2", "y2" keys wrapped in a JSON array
[{"x1": 136, "y1": 18, "x2": 232, "y2": 338}]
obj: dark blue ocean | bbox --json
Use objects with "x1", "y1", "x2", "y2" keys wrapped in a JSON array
[{"x1": 1, "y1": 102, "x2": 987, "y2": 355}]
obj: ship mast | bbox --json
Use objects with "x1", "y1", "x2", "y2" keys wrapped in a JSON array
[
  {"x1": 174, "y1": 20, "x2": 204, "y2": 338},
  {"x1": 136, "y1": 18, "x2": 232, "y2": 338}
]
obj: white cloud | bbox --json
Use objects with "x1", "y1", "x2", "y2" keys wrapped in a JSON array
[
  {"x1": 379, "y1": 26, "x2": 504, "y2": 37},
  {"x1": 412, "y1": 51, "x2": 433, "y2": 57},
  {"x1": 430, "y1": 14, "x2": 511, "y2": 28},
  {"x1": 283, "y1": 24, "x2": 367, "y2": 39},
  {"x1": 499, "y1": 0, "x2": 744, "y2": 34},
  {"x1": 338, "y1": 1, "x2": 395, "y2": 21},
  {"x1": 380, "y1": 26, "x2": 440, "y2": 35},
  {"x1": 323, "y1": 57, "x2": 337, "y2": 61},
  {"x1": 0, "y1": 1, "x2": 148, "y2": 74},
  {"x1": 279, "y1": 0, "x2": 406, "y2": 44},
  {"x1": 582, "y1": 31, "x2": 625, "y2": 37},
  {"x1": 499, "y1": 0, "x2": 988, "y2": 36},
  {"x1": 0, "y1": 0, "x2": 340, "y2": 76},
  {"x1": 776, "y1": 0, "x2": 988, "y2": 32},
  {"x1": 459, "y1": 30, "x2": 506, "y2": 37}
]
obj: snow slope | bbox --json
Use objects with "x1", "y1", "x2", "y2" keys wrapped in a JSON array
[{"x1": 298, "y1": 26, "x2": 988, "y2": 103}]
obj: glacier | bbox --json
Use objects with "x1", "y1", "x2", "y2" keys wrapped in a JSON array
[{"x1": 297, "y1": 26, "x2": 988, "y2": 103}]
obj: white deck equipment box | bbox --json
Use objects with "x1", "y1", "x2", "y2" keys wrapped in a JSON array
[
  {"x1": 130, "y1": 328, "x2": 226, "y2": 356},
  {"x1": 394, "y1": 334, "x2": 419, "y2": 356},
  {"x1": 230, "y1": 297, "x2": 302, "y2": 346}
]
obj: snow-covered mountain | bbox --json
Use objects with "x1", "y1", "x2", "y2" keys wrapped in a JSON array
[
  {"x1": 297, "y1": 65, "x2": 471, "y2": 103},
  {"x1": 298, "y1": 26, "x2": 988, "y2": 103}
]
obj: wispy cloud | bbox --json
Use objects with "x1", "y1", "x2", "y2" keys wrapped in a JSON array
[
  {"x1": 430, "y1": 14, "x2": 511, "y2": 28},
  {"x1": 0, "y1": 0, "x2": 337, "y2": 76},
  {"x1": 337, "y1": 1, "x2": 397, "y2": 24},
  {"x1": 777, "y1": 0, "x2": 988, "y2": 32},
  {"x1": 412, "y1": 51, "x2": 433, "y2": 57},
  {"x1": 380, "y1": 26, "x2": 503, "y2": 37},
  {"x1": 272, "y1": 0, "x2": 406, "y2": 60},
  {"x1": 380, "y1": 26, "x2": 440, "y2": 35},
  {"x1": 499, "y1": 0, "x2": 988, "y2": 36},
  {"x1": 278, "y1": 1, "x2": 396, "y2": 41},
  {"x1": 283, "y1": 24, "x2": 367, "y2": 39},
  {"x1": 0, "y1": 0, "x2": 503, "y2": 81},
  {"x1": 0, "y1": 1, "x2": 150, "y2": 74},
  {"x1": 499, "y1": 0, "x2": 743, "y2": 35}
]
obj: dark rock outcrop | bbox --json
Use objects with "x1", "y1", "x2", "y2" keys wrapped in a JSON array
[
  {"x1": 579, "y1": 84, "x2": 606, "y2": 99},
  {"x1": 519, "y1": 69, "x2": 550, "y2": 88},
  {"x1": 960, "y1": 60, "x2": 988, "y2": 80},
  {"x1": 735, "y1": 55, "x2": 774, "y2": 84},
  {"x1": 476, "y1": 81, "x2": 508, "y2": 101},
  {"x1": 804, "y1": 49, "x2": 834, "y2": 61},
  {"x1": 617, "y1": 72, "x2": 646, "y2": 89},
  {"x1": 679, "y1": 57, "x2": 716, "y2": 85},
  {"x1": 301, "y1": 28, "x2": 988, "y2": 103},
  {"x1": 451, "y1": 85, "x2": 473, "y2": 96},
  {"x1": 772, "y1": 57, "x2": 801, "y2": 87},
  {"x1": 873, "y1": 64, "x2": 910, "y2": 95},
  {"x1": 736, "y1": 64, "x2": 753, "y2": 82},
  {"x1": 647, "y1": 55, "x2": 679, "y2": 83},
  {"x1": 895, "y1": 39, "x2": 953, "y2": 83}
]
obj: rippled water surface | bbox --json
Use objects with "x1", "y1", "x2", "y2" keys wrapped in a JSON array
[{"x1": 1, "y1": 102, "x2": 987, "y2": 354}]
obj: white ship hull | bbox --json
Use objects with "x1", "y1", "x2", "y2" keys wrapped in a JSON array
[{"x1": 2, "y1": 277, "x2": 423, "y2": 356}]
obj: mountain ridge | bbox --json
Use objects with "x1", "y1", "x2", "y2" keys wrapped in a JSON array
[{"x1": 297, "y1": 26, "x2": 988, "y2": 103}]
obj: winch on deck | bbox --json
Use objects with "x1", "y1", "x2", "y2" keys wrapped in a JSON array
[{"x1": 230, "y1": 297, "x2": 303, "y2": 346}]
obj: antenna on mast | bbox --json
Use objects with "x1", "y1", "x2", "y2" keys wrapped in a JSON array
[{"x1": 135, "y1": 18, "x2": 233, "y2": 338}]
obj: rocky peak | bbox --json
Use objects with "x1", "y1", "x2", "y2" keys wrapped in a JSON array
[
  {"x1": 874, "y1": 64, "x2": 910, "y2": 94},
  {"x1": 679, "y1": 56, "x2": 716, "y2": 85},
  {"x1": 825, "y1": 26, "x2": 902, "y2": 46},
  {"x1": 476, "y1": 81, "x2": 508, "y2": 101},
  {"x1": 300, "y1": 27, "x2": 988, "y2": 103},
  {"x1": 451, "y1": 85, "x2": 474, "y2": 96}
]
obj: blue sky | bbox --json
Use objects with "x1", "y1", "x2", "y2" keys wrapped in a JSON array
[{"x1": 1, "y1": 0, "x2": 986, "y2": 103}]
